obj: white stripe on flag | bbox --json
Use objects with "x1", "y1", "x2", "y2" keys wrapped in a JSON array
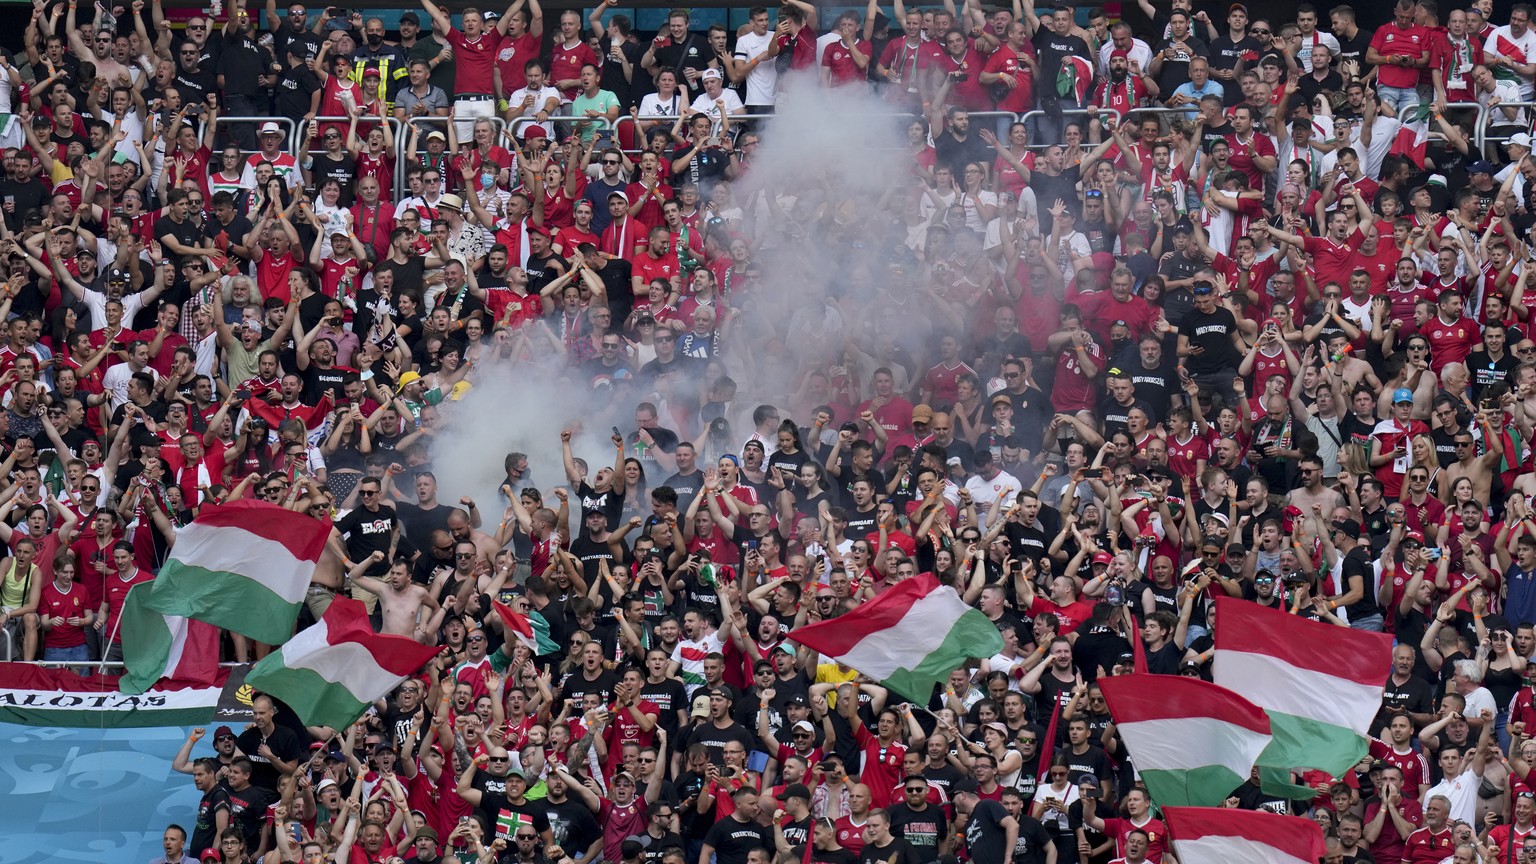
[
  {"x1": 836, "y1": 588, "x2": 967, "y2": 678},
  {"x1": 1115, "y1": 716, "x2": 1270, "y2": 774},
  {"x1": 171, "y1": 522, "x2": 315, "y2": 604},
  {"x1": 1173, "y1": 836, "x2": 1314, "y2": 864},
  {"x1": 278, "y1": 619, "x2": 407, "y2": 702},
  {"x1": 1216, "y1": 649, "x2": 1381, "y2": 732}
]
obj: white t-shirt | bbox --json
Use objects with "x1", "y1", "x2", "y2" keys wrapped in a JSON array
[
  {"x1": 1426, "y1": 766, "x2": 1480, "y2": 826},
  {"x1": 734, "y1": 29, "x2": 778, "y2": 106},
  {"x1": 1486, "y1": 26, "x2": 1536, "y2": 99},
  {"x1": 688, "y1": 89, "x2": 745, "y2": 134},
  {"x1": 638, "y1": 90, "x2": 686, "y2": 125},
  {"x1": 83, "y1": 289, "x2": 148, "y2": 331},
  {"x1": 508, "y1": 85, "x2": 558, "y2": 138},
  {"x1": 100, "y1": 363, "x2": 160, "y2": 411}
]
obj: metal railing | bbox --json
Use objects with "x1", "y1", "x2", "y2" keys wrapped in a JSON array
[
  {"x1": 1477, "y1": 100, "x2": 1535, "y2": 158},
  {"x1": 211, "y1": 115, "x2": 298, "y2": 158}
]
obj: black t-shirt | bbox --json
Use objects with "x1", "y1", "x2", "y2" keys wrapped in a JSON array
[
  {"x1": 155, "y1": 214, "x2": 205, "y2": 261},
  {"x1": 333, "y1": 504, "x2": 402, "y2": 575},
  {"x1": 234, "y1": 724, "x2": 304, "y2": 791},
  {"x1": 702, "y1": 816, "x2": 772, "y2": 864},
  {"x1": 1029, "y1": 166, "x2": 1081, "y2": 222},
  {"x1": 225, "y1": 783, "x2": 277, "y2": 848},
  {"x1": 686, "y1": 720, "x2": 755, "y2": 765},
  {"x1": 1010, "y1": 814, "x2": 1056, "y2": 864},
  {"x1": 641, "y1": 677, "x2": 689, "y2": 735},
  {"x1": 393, "y1": 501, "x2": 453, "y2": 558},
  {"x1": 1466, "y1": 349, "x2": 1518, "y2": 398},
  {"x1": 860, "y1": 838, "x2": 920, "y2": 864},
  {"x1": 887, "y1": 802, "x2": 949, "y2": 860},
  {"x1": 1178, "y1": 306, "x2": 1241, "y2": 374},
  {"x1": 314, "y1": 152, "x2": 359, "y2": 206},
  {"x1": 963, "y1": 798, "x2": 1014, "y2": 864},
  {"x1": 542, "y1": 795, "x2": 602, "y2": 852},
  {"x1": 0, "y1": 177, "x2": 49, "y2": 232},
  {"x1": 192, "y1": 784, "x2": 232, "y2": 851},
  {"x1": 1031, "y1": 31, "x2": 1092, "y2": 105},
  {"x1": 933, "y1": 130, "x2": 993, "y2": 179}
]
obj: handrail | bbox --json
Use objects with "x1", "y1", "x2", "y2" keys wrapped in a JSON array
[
  {"x1": 211, "y1": 115, "x2": 298, "y2": 158},
  {"x1": 1477, "y1": 100, "x2": 1533, "y2": 159},
  {"x1": 400, "y1": 115, "x2": 507, "y2": 194}
]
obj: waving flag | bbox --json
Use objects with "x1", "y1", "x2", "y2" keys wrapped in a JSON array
[
  {"x1": 119, "y1": 582, "x2": 221, "y2": 695},
  {"x1": 139, "y1": 500, "x2": 331, "y2": 645},
  {"x1": 787, "y1": 573, "x2": 1002, "y2": 703},
  {"x1": 1212, "y1": 597, "x2": 1392, "y2": 792},
  {"x1": 1390, "y1": 103, "x2": 1431, "y2": 169},
  {"x1": 1164, "y1": 807, "x2": 1326, "y2": 864},
  {"x1": 492, "y1": 598, "x2": 559, "y2": 656},
  {"x1": 1097, "y1": 675, "x2": 1272, "y2": 806},
  {"x1": 245, "y1": 597, "x2": 439, "y2": 730},
  {"x1": 1056, "y1": 55, "x2": 1094, "y2": 105}
]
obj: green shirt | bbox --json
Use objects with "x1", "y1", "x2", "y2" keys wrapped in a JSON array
[{"x1": 568, "y1": 89, "x2": 620, "y2": 145}]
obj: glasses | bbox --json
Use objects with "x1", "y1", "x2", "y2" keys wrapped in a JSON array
[
  {"x1": 602, "y1": 159, "x2": 621, "y2": 165},
  {"x1": 361, "y1": 489, "x2": 380, "y2": 496},
  {"x1": 1003, "y1": 372, "x2": 1020, "y2": 379},
  {"x1": 905, "y1": 787, "x2": 926, "y2": 794},
  {"x1": 487, "y1": 756, "x2": 509, "y2": 762},
  {"x1": 1249, "y1": 27, "x2": 1270, "y2": 34},
  {"x1": 468, "y1": 635, "x2": 486, "y2": 643},
  {"x1": 1456, "y1": 441, "x2": 1474, "y2": 448},
  {"x1": 515, "y1": 833, "x2": 537, "y2": 840},
  {"x1": 180, "y1": 51, "x2": 199, "y2": 56},
  {"x1": 1050, "y1": 770, "x2": 1068, "y2": 777},
  {"x1": 434, "y1": 544, "x2": 453, "y2": 552},
  {"x1": 187, "y1": 23, "x2": 207, "y2": 29}
]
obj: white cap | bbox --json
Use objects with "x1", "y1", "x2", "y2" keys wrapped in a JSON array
[
  {"x1": 793, "y1": 720, "x2": 815, "y2": 733},
  {"x1": 1511, "y1": 132, "x2": 1534, "y2": 151},
  {"x1": 701, "y1": 67, "x2": 723, "y2": 80}
]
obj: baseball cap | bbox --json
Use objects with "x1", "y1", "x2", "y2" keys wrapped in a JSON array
[
  {"x1": 259, "y1": 121, "x2": 283, "y2": 135},
  {"x1": 1469, "y1": 160, "x2": 1496, "y2": 175},
  {"x1": 1403, "y1": 529, "x2": 1426, "y2": 545},
  {"x1": 1092, "y1": 551, "x2": 1113, "y2": 565},
  {"x1": 1392, "y1": 388, "x2": 1414, "y2": 404},
  {"x1": 608, "y1": 190, "x2": 629, "y2": 203},
  {"x1": 777, "y1": 783, "x2": 812, "y2": 801},
  {"x1": 107, "y1": 267, "x2": 131, "y2": 284},
  {"x1": 991, "y1": 393, "x2": 1012, "y2": 406},
  {"x1": 200, "y1": 851, "x2": 221, "y2": 863},
  {"x1": 690, "y1": 694, "x2": 710, "y2": 717},
  {"x1": 316, "y1": 778, "x2": 338, "y2": 793},
  {"x1": 425, "y1": 130, "x2": 446, "y2": 141},
  {"x1": 213, "y1": 725, "x2": 235, "y2": 739},
  {"x1": 1510, "y1": 132, "x2": 1534, "y2": 150},
  {"x1": 701, "y1": 67, "x2": 723, "y2": 80},
  {"x1": 1331, "y1": 519, "x2": 1362, "y2": 540},
  {"x1": 792, "y1": 719, "x2": 815, "y2": 734},
  {"x1": 612, "y1": 770, "x2": 637, "y2": 784},
  {"x1": 911, "y1": 403, "x2": 934, "y2": 424}
]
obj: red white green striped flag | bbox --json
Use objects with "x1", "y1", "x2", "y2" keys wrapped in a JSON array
[
  {"x1": 1163, "y1": 806, "x2": 1326, "y2": 864},
  {"x1": 1097, "y1": 674, "x2": 1271, "y2": 807},
  {"x1": 1212, "y1": 597, "x2": 1392, "y2": 786},
  {"x1": 787, "y1": 574, "x2": 1002, "y2": 703},
  {"x1": 141, "y1": 500, "x2": 331, "y2": 645},
  {"x1": 244, "y1": 597, "x2": 440, "y2": 730},
  {"x1": 492, "y1": 598, "x2": 559, "y2": 655},
  {"x1": 119, "y1": 582, "x2": 221, "y2": 695}
]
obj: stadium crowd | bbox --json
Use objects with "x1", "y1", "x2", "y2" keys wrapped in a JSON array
[{"x1": 5, "y1": 0, "x2": 1536, "y2": 862}]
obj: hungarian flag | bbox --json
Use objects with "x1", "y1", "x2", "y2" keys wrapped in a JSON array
[
  {"x1": 787, "y1": 573, "x2": 1002, "y2": 702},
  {"x1": 244, "y1": 596, "x2": 440, "y2": 730},
  {"x1": 119, "y1": 582, "x2": 221, "y2": 695},
  {"x1": 138, "y1": 500, "x2": 331, "y2": 645},
  {"x1": 1097, "y1": 675, "x2": 1271, "y2": 807},
  {"x1": 1493, "y1": 33, "x2": 1530, "y2": 82},
  {"x1": 492, "y1": 598, "x2": 559, "y2": 656},
  {"x1": 1163, "y1": 806, "x2": 1326, "y2": 864},
  {"x1": 1212, "y1": 597, "x2": 1392, "y2": 793},
  {"x1": 1390, "y1": 103, "x2": 1431, "y2": 169},
  {"x1": 1056, "y1": 55, "x2": 1094, "y2": 105}
]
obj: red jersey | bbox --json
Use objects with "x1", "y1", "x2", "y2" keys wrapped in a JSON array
[
  {"x1": 822, "y1": 38, "x2": 873, "y2": 87},
  {"x1": 1369, "y1": 738, "x2": 1431, "y2": 797},
  {"x1": 494, "y1": 33, "x2": 542, "y2": 96},
  {"x1": 1102, "y1": 816, "x2": 1169, "y2": 863},
  {"x1": 922, "y1": 361, "x2": 976, "y2": 405},
  {"x1": 981, "y1": 46, "x2": 1035, "y2": 112},
  {"x1": 549, "y1": 39, "x2": 599, "y2": 100},
  {"x1": 101, "y1": 569, "x2": 154, "y2": 644},
  {"x1": 168, "y1": 145, "x2": 214, "y2": 198},
  {"x1": 624, "y1": 182, "x2": 673, "y2": 231},
  {"x1": 854, "y1": 723, "x2": 906, "y2": 809},
  {"x1": 1371, "y1": 23, "x2": 1430, "y2": 88},
  {"x1": 257, "y1": 249, "x2": 300, "y2": 304},
  {"x1": 1166, "y1": 433, "x2": 1210, "y2": 483},
  {"x1": 356, "y1": 151, "x2": 393, "y2": 199},
  {"x1": 632, "y1": 250, "x2": 680, "y2": 290},
  {"x1": 552, "y1": 225, "x2": 599, "y2": 255},
  {"x1": 39, "y1": 578, "x2": 89, "y2": 648},
  {"x1": 1402, "y1": 826, "x2": 1454, "y2": 864},
  {"x1": 1248, "y1": 347, "x2": 1292, "y2": 395},
  {"x1": 1370, "y1": 418, "x2": 1430, "y2": 499},
  {"x1": 931, "y1": 48, "x2": 990, "y2": 109},
  {"x1": 1051, "y1": 338, "x2": 1105, "y2": 412},
  {"x1": 1224, "y1": 132, "x2": 1277, "y2": 190},
  {"x1": 1093, "y1": 75, "x2": 1150, "y2": 119},
  {"x1": 446, "y1": 29, "x2": 503, "y2": 94},
  {"x1": 1302, "y1": 231, "x2": 1365, "y2": 295},
  {"x1": 600, "y1": 216, "x2": 646, "y2": 261},
  {"x1": 1421, "y1": 314, "x2": 1479, "y2": 372},
  {"x1": 350, "y1": 202, "x2": 396, "y2": 262}
]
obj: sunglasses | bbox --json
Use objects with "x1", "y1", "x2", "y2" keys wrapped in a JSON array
[{"x1": 468, "y1": 635, "x2": 486, "y2": 643}]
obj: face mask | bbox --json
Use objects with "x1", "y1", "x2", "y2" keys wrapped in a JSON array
[
  {"x1": 367, "y1": 33, "x2": 383, "y2": 47},
  {"x1": 480, "y1": 172, "x2": 495, "y2": 190}
]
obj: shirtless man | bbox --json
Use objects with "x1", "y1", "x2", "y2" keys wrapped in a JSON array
[
  {"x1": 1285, "y1": 455, "x2": 1346, "y2": 516},
  {"x1": 1323, "y1": 333, "x2": 1383, "y2": 392},
  {"x1": 347, "y1": 551, "x2": 440, "y2": 638},
  {"x1": 1441, "y1": 411, "x2": 1503, "y2": 507},
  {"x1": 445, "y1": 505, "x2": 501, "y2": 564}
]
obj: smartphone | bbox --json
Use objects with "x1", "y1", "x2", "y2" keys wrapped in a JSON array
[
  {"x1": 612, "y1": 426, "x2": 622, "y2": 438},
  {"x1": 1425, "y1": 548, "x2": 1443, "y2": 561},
  {"x1": 236, "y1": 388, "x2": 251, "y2": 400}
]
